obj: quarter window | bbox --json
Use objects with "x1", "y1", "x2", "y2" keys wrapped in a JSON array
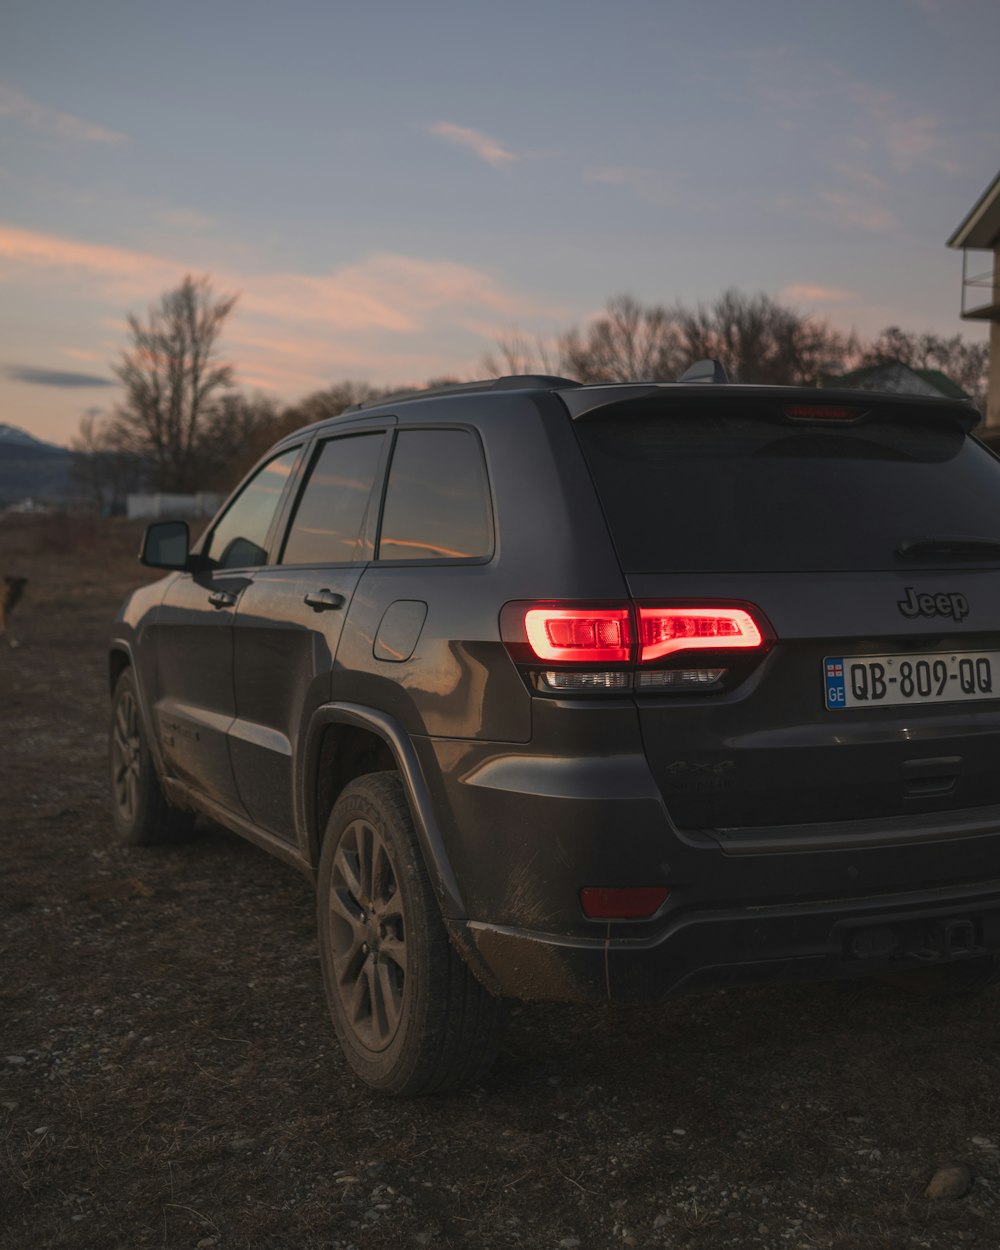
[
  {"x1": 204, "y1": 448, "x2": 300, "y2": 569},
  {"x1": 378, "y1": 429, "x2": 492, "y2": 562},
  {"x1": 281, "y1": 433, "x2": 385, "y2": 565}
]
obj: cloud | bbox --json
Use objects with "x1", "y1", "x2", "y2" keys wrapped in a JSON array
[
  {"x1": 584, "y1": 166, "x2": 679, "y2": 207},
  {"x1": 0, "y1": 221, "x2": 563, "y2": 399},
  {"x1": 153, "y1": 207, "x2": 215, "y2": 232},
  {"x1": 746, "y1": 53, "x2": 957, "y2": 178},
  {"x1": 840, "y1": 81, "x2": 956, "y2": 173},
  {"x1": 779, "y1": 284, "x2": 856, "y2": 304},
  {"x1": 2, "y1": 365, "x2": 115, "y2": 388},
  {"x1": 0, "y1": 83, "x2": 126, "y2": 145},
  {"x1": 426, "y1": 121, "x2": 518, "y2": 167},
  {"x1": 814, "y1": 190, "x2": 896, "y2": 232},
  {"x1": 0, "y1": 223, "x2": 180, "y2": 302}
]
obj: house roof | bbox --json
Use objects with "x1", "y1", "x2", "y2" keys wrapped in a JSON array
[
  {"x1": 948, "y1": 169, "x2": 1000, "y2": 250},
  {"x1": 912, "y1": 369, "x2": 971, "y2": 400},
  {"x1": 821, "y1": 361, "x2": 971, "y2": 401}
]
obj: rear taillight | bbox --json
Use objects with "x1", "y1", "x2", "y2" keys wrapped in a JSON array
[
  {"x1": 638, "y1": 606, "x2": 763, "y2": 662},
  {"x1": 523, "y1": 606, "x2": 632, "y2": 663},
  {"x1": 501, "y1": 600, "x2": 771, "y2": 695}
]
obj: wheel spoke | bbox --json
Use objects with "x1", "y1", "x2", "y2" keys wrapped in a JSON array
[
  {"x1": 333, "y1": 845, "x2": 363, "y2": 905},
  {"x1": 358, "y1": 823, "x2": 374, "y2": 903},
  {"x1": 329, "y1": 884, "x2": 363, "y2": 927},
  {"x1": 371, "y1": 835, "x2": 391, "y2": 906},
  {"x1": 332, "y1": 942, "x2": 365, "y2": 988},
  {"x1": 347, "y1": 957, "x2": 374, "y2": 1027},
  {"x1": 375, "y1": 960, "x2": 401, "y2": 1042},
  {"x1": 379, "y1": 935, "x2": 407, "y2": 975},
  {"x1": 368, "y1": 958, "x2": 393, "y2": 1045}
]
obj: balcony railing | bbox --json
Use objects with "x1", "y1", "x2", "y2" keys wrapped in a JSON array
[{"x1": 960, "y1": 250, "x2": 1000, "y2": 321}]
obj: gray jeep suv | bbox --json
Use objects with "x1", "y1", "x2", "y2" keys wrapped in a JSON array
[{"x1": 109, "y1": 371, "x2": 1000, "y2": 1094}]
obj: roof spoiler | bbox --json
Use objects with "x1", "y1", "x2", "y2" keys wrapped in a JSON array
[{"x1": 345, "y1": 374, "x2": 582, "y2": 413}]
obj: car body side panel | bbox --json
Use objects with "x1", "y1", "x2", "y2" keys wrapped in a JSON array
[{"x1": 230, "y1": 565, "x2": 367, "y2": 838}]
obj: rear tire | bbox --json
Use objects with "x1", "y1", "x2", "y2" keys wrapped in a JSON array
[
  {"x1": 109, "y1": 668, "x2": 194, "y2": 845},
  {"x1": 317, "y1": 771, "x2": 506, "y2": 1095}
]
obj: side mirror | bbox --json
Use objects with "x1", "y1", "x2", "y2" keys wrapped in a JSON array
[{"x1": 141, "y1": 521, "x2": 191, "y2": 570}]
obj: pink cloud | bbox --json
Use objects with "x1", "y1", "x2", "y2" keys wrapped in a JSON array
[
  {"x1": 427, "y1": 121, "x2": 518, "y2": 167},
  {"x1": 0, "y1": 222, "x2": 563, "y2": 404},
  {"x1": 814, "y1": 191, "x2": 896, "y2": 233},
  {"x1": 779, "y1": 283, "x2": 856, "y2": 304},
  {"x1": 0, "y1": 83, "x2": 126, "y2": 145}
]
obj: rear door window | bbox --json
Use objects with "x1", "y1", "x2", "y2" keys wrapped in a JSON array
[
  {"x1": 575, "y1": 409, "x2": 1000, "y2": 573},
  {"x1": 377, "y1": 428, "x2": 492, "y2": 562},
  {"x1": 280, "y1": 433, "x2": 385, "y2": 565}
]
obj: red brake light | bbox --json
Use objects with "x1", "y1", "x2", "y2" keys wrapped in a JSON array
[
  {"x1": 784, "y1": 404, "x2": 863, "y2": 422},
  {"x1": 523, "y1": 606, "x2": 633, "y2": 663},
  {"x1": 638, "y1": 606, "x2": 763, "y2": 662}
]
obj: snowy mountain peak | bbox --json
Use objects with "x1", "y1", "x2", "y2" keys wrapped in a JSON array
[{"x1": 0, "y1": 423, "x2": 63, "y2": 451}]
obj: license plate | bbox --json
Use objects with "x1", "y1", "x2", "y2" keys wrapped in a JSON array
[{"x1": 824, "y1": 652, "x2": 1000, "y2": 710}]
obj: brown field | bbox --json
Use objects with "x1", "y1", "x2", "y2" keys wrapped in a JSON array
[{"x1": 2, "y1": 512, "x2": 1000, "y2": 1250}]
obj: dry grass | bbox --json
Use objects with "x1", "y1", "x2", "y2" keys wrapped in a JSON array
[{"x1": 2, "y1": 513, "x2": 1000, "y2": 1249}]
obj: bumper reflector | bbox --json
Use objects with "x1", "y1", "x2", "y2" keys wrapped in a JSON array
[
  {"x1": 635, "y1": 668, "x2": 726, "y2": 689},
  {"x1": 580, "y1": 886, "x2": 669, "y2": 919},
  {"x1": 541, "y1": 670, "x2": 632, "y2": 691}
]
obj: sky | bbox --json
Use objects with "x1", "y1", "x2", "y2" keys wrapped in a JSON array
[{"x1": 1, "y1": 0, "x2": 998, "y2": 447}]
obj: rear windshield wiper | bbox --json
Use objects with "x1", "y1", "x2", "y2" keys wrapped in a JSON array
[{"x1": 896, "y1": 536, "x2": 1000, "y2": 561}]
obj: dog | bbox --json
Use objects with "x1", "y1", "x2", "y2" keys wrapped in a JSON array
[{"x1": 1, "y1": 576, "x2": 27, "y2": 648}]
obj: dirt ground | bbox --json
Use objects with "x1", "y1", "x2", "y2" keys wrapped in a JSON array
[{"x1": 2, "y1": 512, "x2": 1000, "y2": 1250}]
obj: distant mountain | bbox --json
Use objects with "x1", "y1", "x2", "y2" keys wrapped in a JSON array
[
  {"x1": 0, "y1": 422, "x2": 68, "y2": 450},
  {"x1": 0, "y1": 424, "x2": 74, "y2": 505}
]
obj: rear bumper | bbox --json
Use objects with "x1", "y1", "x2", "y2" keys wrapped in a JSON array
[{"x1": 451, "y1": 879, "x2": 1000, "y2": 1004}]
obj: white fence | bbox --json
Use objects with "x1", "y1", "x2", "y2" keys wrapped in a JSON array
[{"x1": 127, "y1": 492, "x2": 224, "y2": 521}]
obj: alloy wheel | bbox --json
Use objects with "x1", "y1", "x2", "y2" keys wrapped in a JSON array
[
  {"x1": 111, "y1": 687, "x2": 142, "y2": 823},
  {"x1": 327, "y1": 817, "x2": 408, "y2": 1051}
]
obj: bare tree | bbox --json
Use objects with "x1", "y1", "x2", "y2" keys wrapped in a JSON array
[
  {"x1": 557, "y1": 295, "x2": 683, "y2": 383},
  {"x1": 675, "y1": 289, "x2": 854, "y2": 386},
  {"x1": 278, "y1": 381, "x2": 388, "y2": 432},
  {"x1": 481, "y1": 331, "x2": 561, "y2": 378},
  {"x1": 198, "y1": 393, "x2": 282, "y2": 491},
  {"x1": 111, "y1": 275, "x2": 237, "y2": 491}
]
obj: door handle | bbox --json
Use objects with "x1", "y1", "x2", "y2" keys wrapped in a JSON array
[
  {"x1": 304, "y1": 589, "x2": 346, "y2": 613},
  {"x1": 208, "y1": 590, "x2": 237, "y2": 610}
]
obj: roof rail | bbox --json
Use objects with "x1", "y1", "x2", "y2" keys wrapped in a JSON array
[
  {"x1": 676, "y1": 358, "x2": 729, "y2": 384},
  {"x1": 345, "y1": 374, "x2": 581, "y2": 413}
]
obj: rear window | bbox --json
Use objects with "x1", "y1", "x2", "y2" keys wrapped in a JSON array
[
  {"x1": 575, "y1": 410, "x2": 1000, "y2": 573},
  {"x1": 377, "y1": 428, "x2": 492, "y2": 562}
]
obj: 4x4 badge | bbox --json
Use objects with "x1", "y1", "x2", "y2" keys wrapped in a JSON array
[{"x1": 897, "y1": 587, "x2": 969, "y2": 621}]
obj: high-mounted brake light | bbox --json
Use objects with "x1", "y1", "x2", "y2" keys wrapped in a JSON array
[
  {"x1": 784, "y1": 404, "x2": 863, "y2": 422},
  {"x1": 638, "y1": 607, "x2": 763, "y2": 663},
  {"x1": 523, "y1": 607, "x2": 632, "y2": 663}
]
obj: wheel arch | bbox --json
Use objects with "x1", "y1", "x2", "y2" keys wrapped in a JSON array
[
  {"x1": 108, "y1": 643, "x2": 131, "y2": 695},
  {"x1": 302, "y1": 703, "x2": 466, "y2": 920}
]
